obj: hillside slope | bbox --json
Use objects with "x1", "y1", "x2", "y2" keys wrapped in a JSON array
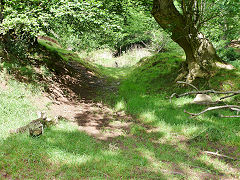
[{"x1": 1, "y1": 37, "x2": 240, "y2": 179}]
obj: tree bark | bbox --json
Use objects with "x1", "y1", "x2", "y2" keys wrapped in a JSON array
[{"x1": 151, "y1": 0, "x2": 228, "y2": 83}]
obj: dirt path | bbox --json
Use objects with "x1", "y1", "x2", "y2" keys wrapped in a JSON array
[
  {"x1": 34, "y1": 94, "x2": 132, "y2": 140},
  {"x1": 32, "y1": 57, "x2": 133, "y2": 140}
]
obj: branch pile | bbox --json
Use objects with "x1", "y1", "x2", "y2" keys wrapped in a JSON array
[{"x1": 171, "y1": 81, "x2": 240, "y2": 118}]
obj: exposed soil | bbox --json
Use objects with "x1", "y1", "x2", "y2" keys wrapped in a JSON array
[
  {"x1": 34, "y1": 93, "x2": 133, "y2": 140},
  {"x1": 0, "y1": 81, "x2": 7, "y2": 91},
  {"x1": 26, "y1": 46, "x2": 134, "y2": 140},
  {"x1": 0, "y1": 39, "x2": 134, "y2": 140},
  {"x1": 32, "y1": 53, "x2": 239, "y2": 178},
  {"x1": 0, "y1": 170, "x2": 11, "y2": 180}
]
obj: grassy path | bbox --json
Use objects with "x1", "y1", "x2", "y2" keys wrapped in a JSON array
[{"x1": 1, "y1": 40, "x2": 240, "y2": 179}]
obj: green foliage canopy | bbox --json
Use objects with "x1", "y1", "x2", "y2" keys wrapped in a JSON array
[
  {"x1": 0, "y1": 0, "x2": 159, "y2": 51},
  {"x1": 0, "y1": 0, "x2": 239, "y2": 59}
]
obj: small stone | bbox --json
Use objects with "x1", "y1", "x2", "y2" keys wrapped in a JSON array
[{"x1": 193, "y1": 94, "x2": 212, "y2": 104}]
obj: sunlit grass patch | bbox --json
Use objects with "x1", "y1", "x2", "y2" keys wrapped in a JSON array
[
  {"x1": 114, "y1": 99, "x2": 126, "y2": 112},
  {"x1": 173, "y1": 97, "x2": 193, "y2": 106},
  {"x1": 79, "y1": 47, "x2": 152, "y2": 68},
  {"x1": 38, "y1": 38, "x2": 71, "y2": 55},
  {"x1": 1, "y1": 126, "x2": 164, "y2": 179},
  {"x1": 110, "y1": 51, "x2": 240, "y2": 175},
  {"x1": 209, "y1": 68, "x2": 240, "y2": 91},
  {"x1": 0, "y1": 80, "x2": 38, "y2": 141},
  {"x1": 198, "y1": 154, "x2": 240, "y2": 177},
  {"x1": 38, "y1": 38, "x2": 102, "y2": 77},
  {"x1": 231, "y1": 60, "x2": 240, "y2": 71},
  {"x1": 77, "y1": 47, "x2": 153, "y2": 82},
  {"x1": 97, "y1": 66, "x2": 132, "y2": 81},
  {"x1": 139, "y1": 111, "x2": 157, "y2": 124}
]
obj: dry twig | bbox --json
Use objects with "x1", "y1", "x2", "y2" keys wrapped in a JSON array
[
  {"x1": 184, "y1": 105, "x2": 240, "y2": 117},
  {"x1": 176, "y1": 81, "x2": 199, "y2": 91},
  {"x1": 172, "y1": 90, "x2": 240, "y2": 99},
  {"x1": 203, "y1": 151, "x2": 239, "y2": 161},
  {"x1": 220, "y1": 115, "x2": 240, "y2": 118},
  {"x1": 220, "y1": 93, "x2": 239, "y2": 100}
]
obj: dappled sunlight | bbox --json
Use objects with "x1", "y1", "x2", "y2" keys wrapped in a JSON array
[
  {"x1": 198, "y1": 154, "x2": 240, "y2": 178},
  {"x1": 0, "y1": 81, "x2": 38, "y2": 140},
  {"x1": 48, "y1": 149, "x2": 91, "y2": 165},
  {"x1": 72, "y1": 101, "x2": 132, "y2": 140},
  {"x1": 236, "y1": 131, "x2": 240, "y2": 137},
  {"x1": 115, "y1": 48, "x2": 152, "y2": 67},
  {"x1": 1, "y1": 109, "x2": 239, "y2": 178},
  {"x1": 114, "y1": 99, "x2": 126, "y2": 112},
  {"x1": 154, "y1": 121, "x2": 173, "y2": 134},
  {"x1": 136, "y1": 142, "x2": 226, "y2": 179},
  {"x1": 177, "y1": 124, "x2": 205, "y2": 138},
  {"x1": 1, "y1": 26, "x2": 239, "y2": 179},
  {"x1": 84, "y1": 48, "x2": 152, "y2": 68},
  {"x1": 139, "y1": 149, "x2": 167, "y2": 170},
  {"x1": 106, "y1": 49, "x2": 240, "y2": 178},
  {"x1": 77, "y1": 47, "x2": 152, "y2": 70},
  {"x1": 153, "y1": 98, "x2": 171, "y2": 107},
  {"x1": 101, "y1": 146, "x2": 120, "y2": 156},
  {"x1": 0, "y1": 0, "x2": 239, "y2": 177},
  {"x1": 139, "y1": 111, "x2": 157, "y2": 124},
  {"x1": 173, "y1": 97, "x2": 193, "y2": 106},
  {"x1": 97, "y1": 66, "x2": 131, "y2": 80}
]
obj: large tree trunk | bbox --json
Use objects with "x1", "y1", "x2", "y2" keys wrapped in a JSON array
[{"x1": 151, "y1": 0, "x2": 231, "y2": 83}]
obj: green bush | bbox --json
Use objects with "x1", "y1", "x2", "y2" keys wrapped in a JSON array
[{"x1": 218, "y1": 47, "x2": 240, "y2": 61}]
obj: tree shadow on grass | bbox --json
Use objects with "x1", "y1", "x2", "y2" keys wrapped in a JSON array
[
  {"x1": 0, "y1": 128, "x2": 163, "y2": 179},
  {"x1": 121, "y1": 93, "x2": 240, "y2": 141},
  {"x1": 1, "y1": 124, "x2": 238, "y2": 179},
  {"x1": 107, "y1": 92, "x2": 240, "y2": 174}
]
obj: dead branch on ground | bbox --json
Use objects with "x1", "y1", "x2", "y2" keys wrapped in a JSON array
[
  {"x1": 170, "y1": 81, "x2": 240, "y2": 118},
  {"x1": 184, "y1": 105, "x2": 240, "y2": 117},
  {"x1": 176, "y1": 81, "x2": 199, "y2": 91},
  {"x1": 171, "y1": 89, "x2": 240, "y2": 99},
  {"x1": 203, "y1": 151, "x2": 239, "y2": 161}
]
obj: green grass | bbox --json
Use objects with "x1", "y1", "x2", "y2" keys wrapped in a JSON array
[
  {"x1": 0, "y1": 78, "x2": 39, "y2": 141},
  {"x1": 109, "y1": 52, "x2": 240, "y2": 177},
  {"x1": 114, "y1": 52, "x2": 240, "y2": 145},
  {"x1": 76, "y1": 47, "x2": 154, "y2": 82},
  {"x1": 78, "y1": 48, "x2": 152, "y2": 67},
  {"x1": 37, "y1": 39, "x2": 103, "y2": 77},
  {"x1": 1, "y1": 38, "x2": 240, "y2": 179},
  {"x1": 0, "y1": 123, "x2": 167, "y2": 179}
]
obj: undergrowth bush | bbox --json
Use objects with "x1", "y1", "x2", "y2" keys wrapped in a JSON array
[{"x1": 218, "y1": 47, "x2": 240, "y2": 61}]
